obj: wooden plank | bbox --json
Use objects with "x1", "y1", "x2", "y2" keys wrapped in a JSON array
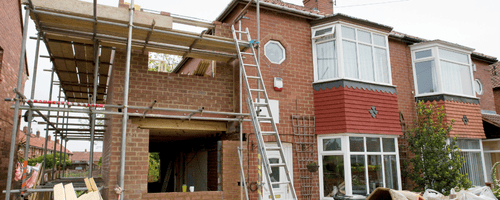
[
  {"x1": 64, "y1": 183, "x2": 79, "y2": 200},
  {"x1": 53, "y1": 183, "x2": 65, "y2": 200},
  {"x1": 89, "y1": 178, "x2": 98, "y2": 192},
  {"x1": 74, "y1": 44, "x2": 88, "y2": 86},
  {"x1": 83, "y1": 178, "x2": 93, "y2": 192},
  {"x1": 131, "y1": 118, "x2": 228, "y2": 131}
]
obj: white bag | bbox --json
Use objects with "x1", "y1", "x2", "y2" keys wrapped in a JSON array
[
  {"x1": 454, "y1": 187, "x2": 497, "y2": 200},
  {"x1": 423, "y1": 189, "x2": 448, "y2": 200}
]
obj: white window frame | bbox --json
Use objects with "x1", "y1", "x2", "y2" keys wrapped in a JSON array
[
  {"x1": 475, "y1": 79, "x2": 483, "y2": 95},
  {"x1": 264, "y1": 40, "x2": 286, "y2": 64},
  {"x1": 482, "y1": 139, "x2": 500, "y2": 182},
  {"x1": 317, "y1": 134, "x2": 402, "y2": 199},
  {"x1": 410, "y1": 42, "x2": 477, "y2": 98},
  {"x1": 311, "y1": 22, "x2": 393, "y2": 86},
  {"x1": 455, "y1": 138, "x2": 487, "y2": 186}
]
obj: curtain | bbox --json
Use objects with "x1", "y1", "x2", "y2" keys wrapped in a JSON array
[
  {"x1": 460, "y1": 152, "x2": 485, "y2": 186},
  {"x1": 343, "y1": 40, "x2": 358, "y2": 79},
  {"x1": 316, "y1": 41, "x2": 337, "y2": 80},
  {"x1": 375, "y1": 48, "x2": 389, "y2": 83},
  {"x1": 384, "y1": 155, "x2": 398, "y2": 189},
  {"x1": 359, "y1": 44, "x2": 374, "y2": 82},
  {"x1": 440, "y1": 61, "x2": 462, "y2": 94}
]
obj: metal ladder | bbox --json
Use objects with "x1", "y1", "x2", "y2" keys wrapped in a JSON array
[{"x1": 231, "y1": 25, "x2": 298, "y2": 200}]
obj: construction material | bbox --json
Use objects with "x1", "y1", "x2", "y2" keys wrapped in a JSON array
[
  {"x1": 231, "y1": 25, "x2": 298, "y2": 200},
  {"x1": 193, "y1": 60, "x2": 210, "y2": 76}
]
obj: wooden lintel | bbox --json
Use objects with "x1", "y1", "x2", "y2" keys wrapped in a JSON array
[{"x1": 131, "y1": 118, "x2": 227, "y2": 132}]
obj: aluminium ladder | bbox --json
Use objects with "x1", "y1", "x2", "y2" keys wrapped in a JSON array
[{"x1": 231, "y1": 25, "x2": 298, "y2": 200}]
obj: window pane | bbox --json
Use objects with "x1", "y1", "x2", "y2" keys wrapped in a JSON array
[
  {"x1": 460, "y1": 152, "x2": 484, "y2": 186},
  {"x1": 415, "y1": 60, "x2": 437, "y2": 94},
  {"x1": 439, "y1": 48, "x2": 469, "y2": 64},
  {"x1": 358, "y1": 30, "x2": 372, "y2": 44},
  {"x1": 484, "y1": 152, "x2": 500, "y2": 182},
  {"x1": 383, "y1": 138, "x2": 396, "y2": 152},
  {"x1": 265, "y1": 42, "x2": 284, "y2": 64},
  {"x1": 351, "y1": 155, "x2": 367, "y2": 195},
  {"x1": 367, "y1": 137, "x2": 381, "y2": 152},
  {"x1": 440, "y1": 61, "x2": 473, "y2": 96},
  {"x1": 269, "y1": 158, "x2": 280, "y2": 188},
  {"x1": 415, "y1": 49, "x2": 432, "y2": 59},
  {"x1": 374, "y1": 47, "x2": 389, "y2": 83},
  {"x1": 373, "y1": 34, "x2": 386, "y2": 47},
  {"x1": 342, "y1": 26, "x2": 356, "y2": 40},
  {"x1": 350, "y1": 137, "x2": 365, "y2": 152},
  {"x1": 457, "y1": 139, "x2": 480, "y2": 149},
  {"x1": 384, "y1": 155, "x2": 399, "y2": 189},
  {"x1": 317, "y1": 41, "x2": 338, "y2": 80},
  {"x1": 343, "y1": 40, "x2": 358, "y2": 79},
  {"x1": 315, "y1": 27, "x2": 333, "y2": 37},
  {"x1": 483, "y1": 140, "x2": 500, "y2": 151},
  {"x1": 323, "y1": 155, "x2": 345, "y2": 197},
  {"x1": 359, "y1": 44, "x2": 374, "y2": 82},
  {"x1": 323, "y1": 138, "x2": 342, "y2": 151},
  {"x1": 474, "y1": 79, "x2": 483, "y2": 95},
  {"x1": 368, "y1": 155, "x2": 383, "y2": 193}
]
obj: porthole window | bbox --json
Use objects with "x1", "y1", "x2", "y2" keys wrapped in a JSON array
[
  {"x1": 264, "y1": 41, "x2": 286, "y2": 64},
  {"x1": 474, "y1": 79, "x2": 483, "y2": 95}
]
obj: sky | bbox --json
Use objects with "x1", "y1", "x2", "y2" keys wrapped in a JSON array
[{"x1": 20, "y1": 0, "x2": 499, "y2": 152}]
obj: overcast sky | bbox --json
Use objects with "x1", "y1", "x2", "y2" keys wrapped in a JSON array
[{"x1": 20, "y1": 0, "x2": 499, "y2": 152}]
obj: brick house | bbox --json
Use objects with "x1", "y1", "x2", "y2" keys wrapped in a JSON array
[
  {"x1": 96, "y1": 0, "x2": 500, "y2": 200},
  {"x1": 14, "y1": 0, "x2": 499, "y2": 199},
  {"x1": 0, "y1": 0, "x2": 29, "y2": 199},
  {"x1": 70, "y1": 150, "x2": 101, "y2": 170},
  {"x1": 17, "y1": 130, "x2": 73, "y2": 160}
]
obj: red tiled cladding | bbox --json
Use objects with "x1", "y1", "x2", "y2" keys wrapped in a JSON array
[
  {"x1": 435, "y1": 100, "x2": 485, "y2": 139},
  {"x1": 314, "y1": 86, "x2": 401, "y2": 135}
]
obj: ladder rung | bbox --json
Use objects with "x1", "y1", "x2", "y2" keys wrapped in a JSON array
[
  {"x1": 250, "y1": 89, "x2": 265, "y2": 92},
  {"x1": 247, "y1": 76, "x2": 261, "y2": 79},
  {"x1": 270, "y1": 181, "x2": 290, "y2": 185},
  {"x1": 241, "y1": 52, "x2": 254, "y2": 55},
  {"x1": 265, "y1": 147, "x2": 281, "y2": 151},
  {"x1": 258, "y1": 117, "x2": 272, "y2": 121},
  {"x1": 244, "y1": 64, "x2": 258, "y2": 67},
  {"x1": 254, "y1": 102, "x2": 268, "y2": 106},
  {"x1": 269, "y1": 163, "x2": 286, "y2": 167},
  {"x1": 235, "y1": 30, "x2": 248, "y2": 34},
  {"x1": 261, "y1": 131, "x2": 277, "y2": 135}
]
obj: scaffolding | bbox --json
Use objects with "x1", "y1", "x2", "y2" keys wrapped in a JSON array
[{"x1": 3, "y1": 0, "x2": 256, "y2": 199}]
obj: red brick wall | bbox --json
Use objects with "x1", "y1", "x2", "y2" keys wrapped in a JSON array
[
  {"x1": 473, "y1": 59, "x2": 496, "y2": 112},
  {"x1": 224, "y1": 5, "x2": 319, "y2": 200},
  {"x1": 495, "y1": 88, "x2": 500, "y2": 114},
  {"x1": 102, "y1": 49, "x2": 236, "y2": 199},
  {"x1": 389, "y1": 39, "x2": 416, "y2": 128},
  {"x1": 314, "y1": 86, "x2": 402, "y2": 135},
  {"x1": 0, "y1": 1, "x2": 27, "y2": 199},
  {"x1": 303, "y1": 0, "x2": 333, "y2": 14}
]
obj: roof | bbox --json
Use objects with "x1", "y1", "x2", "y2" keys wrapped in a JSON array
[
  {"x1": 310, "y1": 13, "x2": 393, "y2": 32},
  {"x1": 71, "y1": 151, "x2": 102, "y2": 162},
  {"x1": 216, "y1": 0, "x2": 325, "y2": 22},
  {"x1": 483, "y1": 113, "x2": 500, "y2": 128},
  {"x1": 18, "y1": 134, "x2": 72, "y2": 154}
]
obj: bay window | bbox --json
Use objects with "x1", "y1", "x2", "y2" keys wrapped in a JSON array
[
  {"x1": 411, "y1": 42, "x2": 476, "y2": 97},
  {"x1": 312, "y1": 24, "x2": 391, "y2": 84},
  {"x1": 318, "y1": 135, "x2": 401, "y2": 199}
]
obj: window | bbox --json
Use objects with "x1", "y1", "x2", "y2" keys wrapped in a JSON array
[
  {"x1": 457, "y1": 139, "x2": 486, "y2": 186},
  {"x1": 148, "y1": 52, "x2": 181, "y2": 72},
  {"x1": 482, "y1": 140, "x2": 500, "y2": 182},
  {"x1": 264, "y1": 41, "x2": 286, "y2": 64},
  {"x1": 312, "y1": 24, "x2": 391, "y2": 84},
  {"x1": 411, "y1": 43, "x2": 475, "y2": 97},
  {"x1": 319, "y1": 135, "x2": 400, "y2": 199},
  {"x1": 474, "y1": 79, "x2": 483, "y2": 95}
]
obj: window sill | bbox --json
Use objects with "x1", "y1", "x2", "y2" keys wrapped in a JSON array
[
  {"x1": 415, "y1": 93, "x2": 480, "y2": 104},
  {"x1": 313, "y1": 78, "x2": 396, "y2": 94}
]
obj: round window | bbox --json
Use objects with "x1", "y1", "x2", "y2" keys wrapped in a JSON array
[
  {"x1": 264, "y1": 41, "x2": 286, "y2": 64},
  {"x1": 474, "y1": 79, "x2": 483, "y2": 95}
]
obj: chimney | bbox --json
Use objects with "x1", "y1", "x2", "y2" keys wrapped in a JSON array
[
  {"x1": 48, "y1": 135, "x2": 51, "y2": 141},
  {"x1": 36, "y1": 131, "x2": 40, "y2": 138},
  {"x1": 303, "y1": 0, "x2": 334, "y2": 15}
]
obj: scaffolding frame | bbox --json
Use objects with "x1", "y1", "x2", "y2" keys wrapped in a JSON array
[{"x1": 3, "y1": 0, "x2": 254, "y2": 199}]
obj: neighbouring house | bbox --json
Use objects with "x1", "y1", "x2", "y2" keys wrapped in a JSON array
[
  {"x1": 0, "y1": 0, "x2": 29, "y2": 199},
  {"x1": 70, "y1": 150, "x2": 102, "y2": 171},
  {"x1": 17, "y1": 130, "x2": 73, "y2": 160},
  {"x1": 16, "y1": 0, "x2": 499, "y2": 200}
]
